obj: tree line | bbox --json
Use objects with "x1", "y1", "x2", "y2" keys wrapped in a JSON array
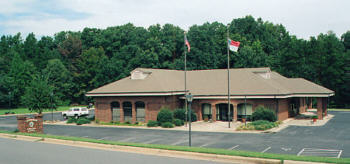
[{"x1": 0, "y1": 15, "x2": 349, "y2": 108}]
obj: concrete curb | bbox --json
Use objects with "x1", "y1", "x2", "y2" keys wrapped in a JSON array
[{"x1": 0, "y1": 133, "x2": 282, "y2": 164}]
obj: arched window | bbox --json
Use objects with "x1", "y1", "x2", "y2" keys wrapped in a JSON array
[
  {"x1": 135, "y1": 101, "x2": 145, "y2": 122},
  {"x1": 111, "y1": 101, "x2": 120, "y2": 122},
  {"x1": 123, "y1": 102, "x2": 132, "y2": 122},
  {"x1": 201, "y1": 103, "x2": 212, "y2": 121},
  {"x1": 237, "y1": 103, "x2": 253, "y2": 121}
]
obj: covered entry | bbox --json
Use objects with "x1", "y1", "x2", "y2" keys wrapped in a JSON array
[
  {"x1": 111, "y1": 101, "x2": 120, "y2": 122},
  {"x1": 237, "y1": 103, "x2": 253, "y2": 121},
  {"x1": 123, "y1": 102, "x2": 132, "y2": 122},
  {"x1": 216, "y1": 104, "x2": 233, "y2": 121}
]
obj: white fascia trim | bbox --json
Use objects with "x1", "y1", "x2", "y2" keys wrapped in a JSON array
[
  {"x1": 180, "y1": 93, "x2": 334, "y2": 99},
  {"x1": 86, "y1": 92, "x2": 186, "y2": 97}
]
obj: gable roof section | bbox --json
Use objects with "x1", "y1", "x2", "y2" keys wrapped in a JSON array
[{"x1": 86, "y1": 67, "x2": 334, "y2": 98}]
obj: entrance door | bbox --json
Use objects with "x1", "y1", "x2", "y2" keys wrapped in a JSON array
[
  {"x1": 123, "y1": 102, "x2": 132, "y2": 122},
  {"x1": 216, "y1": 104, "x2": 233, "y2": 121}
]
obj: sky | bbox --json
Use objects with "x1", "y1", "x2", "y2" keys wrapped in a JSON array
[{"x1": 0, "y1": 0, "x2": 349, "y2": 39}]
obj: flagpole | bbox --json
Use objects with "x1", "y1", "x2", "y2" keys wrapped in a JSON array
[
  {"x1": 227, "y1": 24, "x2": 231, "y2": 128},
  {"x1": 184, "y1": 32, "x2": 188, "y2": 127}
]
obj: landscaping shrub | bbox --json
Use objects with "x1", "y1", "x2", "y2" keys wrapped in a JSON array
[
  {"x1": 147, "y1": 120, "x2": 158, "y2": 127},
  {"x1": 173, "y1": 108, "x2": 197, "y2": 122},
  {"x1": 174, "y1": 108, "x2": 186, "y2": 121},
  {"x1": 157, "y1": 108, "x2": 174, "y2": 124},
  {"x1": 173, "y1": 119, "x2": 184, "y2": 126},
  {"x1": 161, "y1": 122, "x2": 174, "y2": 128},
  {"x1": 251, "y1": 106, "x2": 277, "y2": 122},
  {"x1": 67, "y1": 117, "x2": 77, "y2": 124},
  {"x1": 76, "y1": 117, "x2": 91, "y2": 125},
  {"x1": 237, "y1": 120, "x2": 281, "y2": 131}
]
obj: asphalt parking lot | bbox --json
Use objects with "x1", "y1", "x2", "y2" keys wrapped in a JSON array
[{"x1": 0, "y1": 111, "x2": 349, "y2": 158}]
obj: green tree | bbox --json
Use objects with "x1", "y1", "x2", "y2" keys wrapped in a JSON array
[
  {"x1": 21, "y1": 75, "x2": 57, "y2": 114},
  {"x1": 43, "y1": 59, "x2": 73, "y2": 105}
]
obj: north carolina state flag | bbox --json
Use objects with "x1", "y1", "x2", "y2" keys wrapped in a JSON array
[{"x1": 228, "y1": 38, "x2": 240, "y2": 52}]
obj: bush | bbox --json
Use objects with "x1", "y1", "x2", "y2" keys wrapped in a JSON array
[
  {"x1": 237, "y1": 120, "x2": 280, "y2": 131},
  {"x1": 173, "y1": 119, "x2": 184, "y2": 126},
  {"x1": 147, "y1": 120, "x2": 158, "y2": 127},
  {"x1": 161, "y1": 122, "x2": 174, "y2": 128},
  {"x1": 251, "y1": 106, "x2": 277, "y2": 122},
  {"x1": 76, "y1": 117, "x2": 91, "y2": 125},
  {"x1": 312, "y1": 115, "x2": 318, "y2": 119},
  {"x1": 67, "y1": 117, "x2": 77, "y2": 124},
  {"x1": 173, "y1": 108, "x2": 197, "y2": 122},
  {"x1": 174, "y1": 108, "x2": 186, "y2": 121},
  {"x1": 157, "y1": 108, "x2": 174, "y2": 124}
]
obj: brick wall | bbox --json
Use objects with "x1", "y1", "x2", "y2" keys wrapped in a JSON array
[
  {"x1": 94, "y1": 95, "x2": 181, "y2": 123},
  {"x1": 16, "y1": 114, "x2": 43, "y2": 133}
]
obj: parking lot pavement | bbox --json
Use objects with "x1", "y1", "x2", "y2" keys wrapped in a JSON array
[{"x1": 1, "y1": 111, "x2": 350, "y2": 158}]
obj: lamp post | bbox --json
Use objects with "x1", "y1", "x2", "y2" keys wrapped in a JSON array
[
  {"x1": 186, "y1": 93, "x2": 193, "y2": 147},
  {"x1": 50, "y1": 92, "x2": 54, "y2": 122},
  {"x1": 8, "y1": 92, "x2": 11, "y2": 113}
]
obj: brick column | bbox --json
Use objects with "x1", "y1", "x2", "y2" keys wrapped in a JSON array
[
  {"x1": 233, "y1": 104, "x2": 238, "y2": 121},
  {"x1": 132, "y1": 103, "x2": 136, "y2": 123},
  {"x1": 323, "y1": 97, "x2": 328, "y2": 116},
  {"x1": 211, "y1": 104, "x2": 216, "y2": 121},
  {"x1": 308, "y1": 98, "x2": 313, "y2": 109},
  {"x1": 120, "y1": 103, "x2": 124, "y2": 122},
  {"x1": 17, "y1": 115, "x2": 27, "y2": 133},
  {"x1": 299, "y1": 98, "x2": 305, "y2": 113},
  {"x1": 317, "y1": 98, "x2": 323, "y2": 120},
  {"x1": 34, "y1": 114, "x2": 43, "y2": 133}
]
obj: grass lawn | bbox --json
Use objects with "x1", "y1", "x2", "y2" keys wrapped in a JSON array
[
  {"x1": 0, "y1": 106, "x2": 81, "y2": 115},
  {"x1": 0, "y1": 130, "x2": 349, "y2": 163},
  {"x1": 328, "y1": 108, "x2": 350, "y2": 111}
]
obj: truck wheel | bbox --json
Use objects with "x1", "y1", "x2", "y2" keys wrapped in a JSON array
[
  {"x1": 63, "y1": 114, "x2": 67, "y2": 119},
  {"x1": 75, "y1": 115, "x2": 79, "y2": 119}
]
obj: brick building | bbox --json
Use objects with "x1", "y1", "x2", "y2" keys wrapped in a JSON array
[{"x1": 86, "y1": 68, "x2": 334, "y2": 123}]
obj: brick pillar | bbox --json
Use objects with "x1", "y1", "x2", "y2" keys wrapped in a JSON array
[
  {"x1": 145, "y1": 103, "x2": 149, "y2": 122},
  {"x1": 34, "y1": 114, "x2": 43, "y2": 133},
  {"x1": 323, "y1": 97, "x2": 328, "y2": 116},
  {"x1": 299, "y1": 98, "x2": 305, "y2": 113},
  {"x1": 211, "y1": 104, "x2": 216, "y2": 121},
  {"x1": 308, "y1": 98, "x2": 313, "y2": 109},
  {"x1": 17, "y1": 115, "x2": 27, "y2": 133},
  {"x1": 132, "y1": 103, "x2": 136, "y2": 123},
  {"x1": 198, "y1": 103, "x2": 203, "y2": 121},
  {"x1": 233, "y1": 104, "x2": 238, "y2": 121},
  {"x1": 317, "y1": 98, "x2": 323, "y2": 120},
  {"x1": 120, "y1": 103, "x2": 124, "y2": 122}
]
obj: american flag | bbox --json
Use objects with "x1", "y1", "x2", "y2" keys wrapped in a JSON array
[{"x1": 184, "y1": 33, "x2": 190, "y2": 52}]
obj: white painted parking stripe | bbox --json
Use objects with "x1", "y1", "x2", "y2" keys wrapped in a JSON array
[
  {"x1": 297, "y1": 148, "x2": 342, "y2": 158},
  {"x1": 143, "y1": 139, "x2": 159, "y2": 144},
  {"x1": 170, "y1": 139, "x2": 187, "y2": 146},
  {"x1": 337, "y1": 150, "x2": 343, "y2": 158},
  {"x1": 261, "y1": 147, "x2": 271, "y2": 153},
  {"x1": 199, "y1": 143, "x2": 211, "y2": 147},
  {"x1": 297, "y1": 148, "x2": 305, "y2": 156},
  {"x1": 228, "y1": 145, "x2": 239, "y2": 150},
  {"x1": 118, "y1": 137, "x2": 135, "y2": 142}
]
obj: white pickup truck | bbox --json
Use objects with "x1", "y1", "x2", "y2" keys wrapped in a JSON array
[{"x1": 62, "y1": 107, "x2": 89, "y2": 119}]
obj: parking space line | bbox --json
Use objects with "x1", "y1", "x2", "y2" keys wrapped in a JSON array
[
  {"x1": 118, "y1": 137, "x2": 135, "y2": 142},
  {"x1": 143, "y1": 139, "x2": 159, "y2": 144},
  {"x1": 337, "y1": 150, "x2": 343, "y2": 158},
  {"x1": 297, "y1": 148, "x2": 305, "y2": 156},
  {"x1": 228, "y1": 145, "x2": 239, "y2": 150},
  {"x1": 261, "y1": 147, "x2": 271, "y2": 153},
  {"x1": 170, "y1": 139, "x2": 187, "y2": 146},
  {"x1": 297, "y1": 148, "x2": 342, "y2": 158},
  {"x1": 199, "y1": 143, "x2": 211, "y2": 147}
]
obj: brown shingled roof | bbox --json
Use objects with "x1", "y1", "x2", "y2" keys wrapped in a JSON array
[{"x1": 86, "y1": 67, "x2": 334, "y2": 97}]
